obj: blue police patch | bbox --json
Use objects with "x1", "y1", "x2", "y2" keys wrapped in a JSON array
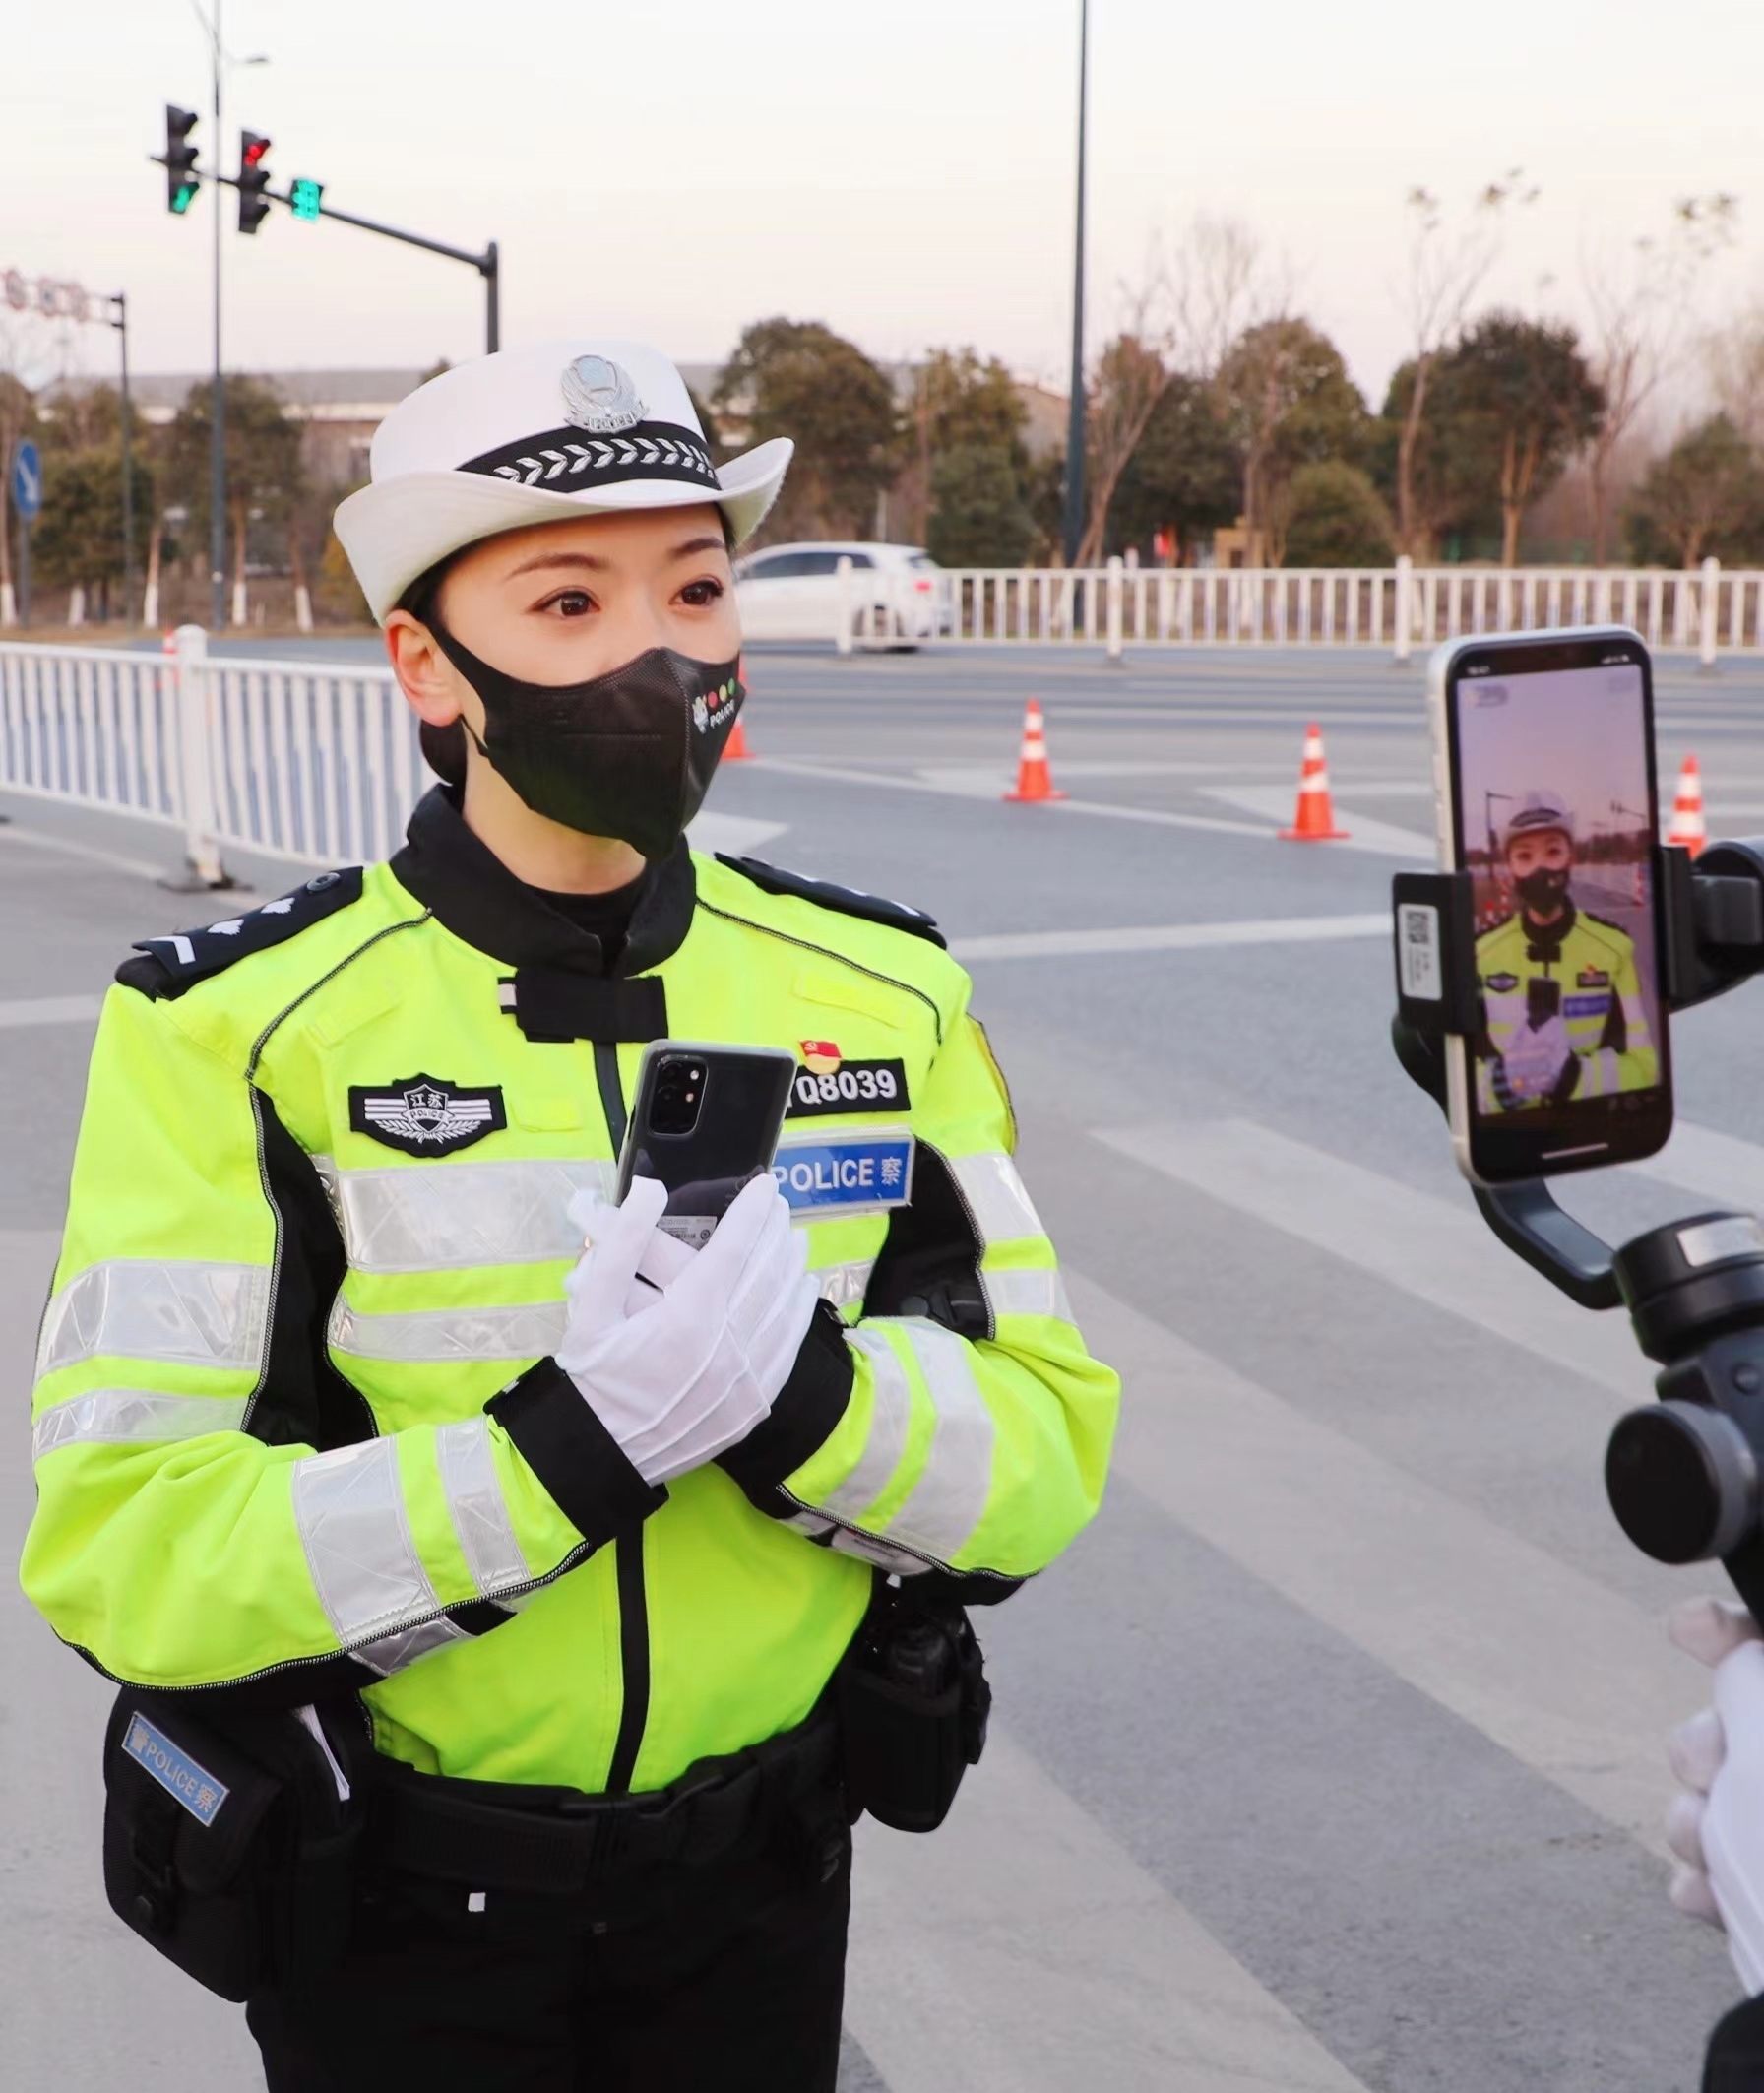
[
  {"x1": 1565, "y1": 993, "x2": 1609, "y2": 1019},
  {"x1": 123, "y1": 1714, "x2": 229, "y2": 1826},
  {"x1": 773, "y1": 1133, "x2": 915, "y2": 1216}
]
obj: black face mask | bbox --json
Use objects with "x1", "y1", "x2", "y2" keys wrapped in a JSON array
[
  {"x1": 1514, "y1": 865, "x2": 1571, "y2": 916},
  {"x1": 427, "y1": 618, "x2": 743, "y2": 861}
]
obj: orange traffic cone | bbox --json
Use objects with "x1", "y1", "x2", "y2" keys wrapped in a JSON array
[
  {"x1": 1279, "y1": 723, "x2": 1350, "y2": 841},
  {"x1": 1668, "y1": 754, "x2": 1706, "y2": 857},
  {"x1": 1004, "y1": 699, "x2": 1066, "y2": 803},
  {"x1": 724, "y1": 653, "x2": 754, "y2": 760}
]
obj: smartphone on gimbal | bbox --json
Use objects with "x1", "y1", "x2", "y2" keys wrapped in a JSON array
[
  {"x1": 1427, "y1": 628, "x2": 1673, "y2": 1185},
  {"x1": 614, "y1": 1042, "x2": 796, "y2": 1247}
]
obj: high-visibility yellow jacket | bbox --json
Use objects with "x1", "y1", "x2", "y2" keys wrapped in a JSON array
[
  {"x1": 22, "y1": 791, "x2": 1118, "y2": 1795},
  {"x1": 1474, "y1": 902, "x2": 1658, "y2": 1110}
]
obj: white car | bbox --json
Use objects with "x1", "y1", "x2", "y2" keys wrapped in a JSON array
[{"x1": 733, "y1": 541, "x2": 946, "y2": 649}]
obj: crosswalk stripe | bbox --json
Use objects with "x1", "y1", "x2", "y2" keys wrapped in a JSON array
[
  {"x1": 1069, "y1": 1270, "x2": 1692, "y2": 1847},
  {"x1": 1198, "y1": 784, "x2": 1433, "y2": 858},
  {"x1": 0, "y1": 993, "x2": 104, "y2": 1030},
  {"x1": 846, "y1": 1730, "x2": 1373, "y2": 2093},
  {"x1": 1093, "y1": 1117, "x2": 1646, "y2": 1399},
  {"x1": 951, "y1": 915, "x2": 1388, "y2": 962}
]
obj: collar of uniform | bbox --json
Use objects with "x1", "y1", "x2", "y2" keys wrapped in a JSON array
[
  {"x1": 388, "y1": 785, "x2": 697, "y2": 979},
  {"x1": 1522, "y1": 899, "x2": 1578, "y2": 964}
]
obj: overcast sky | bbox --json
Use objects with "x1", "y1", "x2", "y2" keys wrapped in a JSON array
[{"x1": 4, "y1": 0, "x2": 1759, "y2": 410}]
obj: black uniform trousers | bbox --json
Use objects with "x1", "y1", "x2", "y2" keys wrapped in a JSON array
[{"x1": 246, "y1": 1812, "x2": 851, "y2": 2093}]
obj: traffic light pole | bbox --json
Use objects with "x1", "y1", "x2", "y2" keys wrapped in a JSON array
[
  {"x1": 110, "y1": 292, "x2": 136, "y2": 628},
  {"x1": 190, "y1": 165, "x2": 502, "y2": 354},
  {"x1": 209, "y1": 7, "x2": 227, "y2": 631}
]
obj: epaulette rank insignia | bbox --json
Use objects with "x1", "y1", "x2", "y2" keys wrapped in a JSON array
[
  {"x1": 117, "y1": 867, "x2": 366, "y2": 1000},
  {"x1": 716, "y1": 855, "x2": 946, "y2": 950}
]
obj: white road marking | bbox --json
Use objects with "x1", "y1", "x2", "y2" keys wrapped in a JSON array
[
  {"x1": 0, "y1": 821, "x2": 168, "y2": 880},
  {"x1": 1070, "y1": 1271, "x2": 1691, "y2": 1848},
  {"x1": 951, "y1": 914, "x2": 1389, "y2": 961},
  {"x1": 1634, "y1": 1119, "x2": 1764, "y2": 1216},
  {"x1": 0, "y1": 993, "x2": 105, "y2": 1030},
  {"x1": 685, "y1": 809, "x2": 788, "y2": 856},
  {"x1": 748, "y1": 757, "x2": 1272, "y2": 837},
  {"x1": 847, "y1": 1730, "x2": 1372, "y2": 2093},
  {"x1": 915, "y1": 760, "x2": 1301, "y2": 795},
  {"x1": 1199, "y1": 784, "x2": 1434, "y2": 858},
  {"x1": 1092, "y1": 1117, "x2": 1645, "y2": 1398}
]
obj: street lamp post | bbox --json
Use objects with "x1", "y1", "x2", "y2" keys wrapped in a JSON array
[{"x1": 1060, "y1": 0, "x2": 1089, "y2": 569}]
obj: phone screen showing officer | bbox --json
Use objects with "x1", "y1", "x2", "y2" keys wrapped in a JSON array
[{"x1": 1443, "y1": 630, "x2": 1671, "y2": 1182}]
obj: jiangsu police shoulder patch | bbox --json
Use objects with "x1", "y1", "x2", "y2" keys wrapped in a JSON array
[{"x1": 117, "y1": 867, "x2": 366, "y2": 1001}]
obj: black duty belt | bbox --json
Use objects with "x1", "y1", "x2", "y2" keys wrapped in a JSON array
[{"x1": 371, "y1": 1706, "x2": 842, "y2": 1897}]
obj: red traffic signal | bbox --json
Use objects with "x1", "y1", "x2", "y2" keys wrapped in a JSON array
[{"x1": 238, "y1": 130, "x2": 272, "y2": 234}]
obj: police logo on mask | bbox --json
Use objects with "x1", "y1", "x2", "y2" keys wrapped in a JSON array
[
  {"x1": 560, "y1": 354, "x2": 646, "y2": 435},
  {"x1": 348, "y1": 1075, "x2": 508, "y2": 1157}
]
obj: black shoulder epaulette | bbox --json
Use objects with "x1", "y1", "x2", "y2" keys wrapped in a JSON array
[
  {"x1": 116, "y1": 867, "x2": 366, "y2": 1001},
  {"x1": 714, "y1": 855, "x2": 946, "y2": 950}
]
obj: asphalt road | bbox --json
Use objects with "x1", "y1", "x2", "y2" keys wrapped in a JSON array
[{"x1": 9, "y1": 640, "x2": 1764, "y2": 2089}]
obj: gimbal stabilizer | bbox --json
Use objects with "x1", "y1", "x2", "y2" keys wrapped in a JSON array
[{"x1": 1392, "y1": 840, "x2": 1764, "y2": 1620}]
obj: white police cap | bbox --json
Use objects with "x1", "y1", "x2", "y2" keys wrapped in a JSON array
[
  {"x1": 1503, "y1": 790, "x2": 1575, "y2": 846},
  {"x1": 333, "y1": 340, "x2": 791, "y2": 623}
]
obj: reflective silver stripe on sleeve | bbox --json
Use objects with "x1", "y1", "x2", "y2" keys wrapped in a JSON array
[
  {"x1": 982, "y1": 1265, "x2": 1073, "y2": 1323},
  {"x1": 435, "y1": 1417, "x2": 530, "y2": 1598},
  {"x1": 349, "y1": 1614, "x2": 472, "y2": 1676},
  {"x1": 291, "y1": 1437, "x2": 457, "y2": 1671},
  {"x1": 830, "y1": 1528, "x2": 933, "y2": 1576},
  {"x1": 35, "y1": 1260, "x2": 271, "y2": 1378},
  {"x1": 314, "y1": 1156, "x2": 612, "y2": 1275},
  {"x1": 813, "y1": 1257, "x2": 875, "y2": 1311},
  {"x1": 32, "y1": 1388, "x2": 248, "y2": 1461},
  {"x1": 328, "y1": 1297, "x2": 567, "y2": 1364},
  {"x1": 951, "y1": 1152, "x2": 1044, "y2": 1246},
  {"x1": 815, "y1": 1324, "x2": 913, "y2": 1522},
  {"x1": 887, "y1": 1318, "x2": 995, "y2": 1564}
]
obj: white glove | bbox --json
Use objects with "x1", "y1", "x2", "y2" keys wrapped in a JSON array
[
  {"x1": 1502, "y1": 1014, "x2": 1573, "y2": 1099},
  {"x1": 1667, "y1": 1596, "x2": 1764, "y2": 1992},
  {"x1": 556, "y1": 1173, "x2": 817, "y2": 1487}
]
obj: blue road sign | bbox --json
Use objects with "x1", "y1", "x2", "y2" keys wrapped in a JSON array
[{"x1": 11, "y1": 440, "x2": 42, "y2": 523}]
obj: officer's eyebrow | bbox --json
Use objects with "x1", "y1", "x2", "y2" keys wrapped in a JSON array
[{"x1": 502, "y1": 535, "x2": 726, "y2": 581}]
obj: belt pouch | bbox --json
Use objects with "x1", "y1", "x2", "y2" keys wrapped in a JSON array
[
  {"x1": 837, "y1": 1588, "x2": 990, "y2": 1834},
  {"x1": 101, "y1": 1687, "x2": 360, "y2": 2001}
]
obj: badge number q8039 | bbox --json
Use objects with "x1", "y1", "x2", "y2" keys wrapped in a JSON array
[{"x1": 787, "y1": 1040, "x2": 911, "y2": 1119}]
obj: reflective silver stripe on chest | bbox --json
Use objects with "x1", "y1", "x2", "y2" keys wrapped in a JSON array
[
  {"x1": 314, "y1": 1156, "x2": 613, "y2": 1275},
  {"x1": 35, "y1": 1260, "x2": 271, "y2": 1379}
]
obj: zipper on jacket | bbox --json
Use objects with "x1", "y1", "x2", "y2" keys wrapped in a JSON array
[{"x1": 591, "y1": 1035, "x2": 650, "y2": 1792}]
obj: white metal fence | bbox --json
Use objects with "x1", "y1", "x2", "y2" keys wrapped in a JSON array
[
  {"x1": 1, "y1": 565, "x2": 1756, "y2": 887},
  {"x1": 853, "y1": 553, "x2": 1762, "y2": 663},
  {"x1": 0, "y1": 626, "x2": 418, "y2": 885}
]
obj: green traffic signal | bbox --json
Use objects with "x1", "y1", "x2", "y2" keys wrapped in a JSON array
[
  {"x1": 164, "y1": 102, "x2": 200, "y2": 216},
  {"x1": 290, "y1": 177, "x2": 324, "y2": 222},
  {"x1": 171, "y1": 179, "x2": 199, "y2": 215}
]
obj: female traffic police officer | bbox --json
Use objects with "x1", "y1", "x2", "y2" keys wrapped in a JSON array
[
  {"x1": 1474, "y1": 790, "x2": 1658, "y2": 1113},
  {"x1": 21, "y1": 340, "x2": 1119, "y2": 2089}
]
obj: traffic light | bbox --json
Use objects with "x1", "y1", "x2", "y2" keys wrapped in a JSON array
[
  {"x1": 289, "y1": 177, "x2": 324, "y2": 222},
  {"x1": 164, "y1": 105, "x2": 199, "y2": 215},
  {"x1": 238, "y1": 131, "x2": 272, "y2": 235}
]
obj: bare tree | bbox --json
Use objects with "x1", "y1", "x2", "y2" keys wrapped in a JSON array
[
  {"x1": 1391, "y1": 174, "x2": 1536, "y2": 556},
  {"x1": 1583, "y1": 195, "x2": 1737, "y2": 561},
  {"x1": 1073, "y1": 217, "x2": 1276, "y2": 566}
]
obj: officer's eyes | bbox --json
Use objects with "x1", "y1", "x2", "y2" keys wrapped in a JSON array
[
  {"x1": 537, "y1": 590, "x2": 596, "y2": 618},
  {"x1": 679, "y1": 577, "x2": 725, "y2": 608}
]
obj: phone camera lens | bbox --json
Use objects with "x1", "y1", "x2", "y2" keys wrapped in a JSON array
[{"x1": 652, "y1": 1057, "x2": 706, "y2": 1137}]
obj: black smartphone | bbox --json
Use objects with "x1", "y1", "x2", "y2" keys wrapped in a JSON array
[
  {"x1": 1428, "y1": 627, "x2": 1672, "y2": 1184},
  {"x1": 614, "y1": 1043, "x2": 797, "y2": 1246}
]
